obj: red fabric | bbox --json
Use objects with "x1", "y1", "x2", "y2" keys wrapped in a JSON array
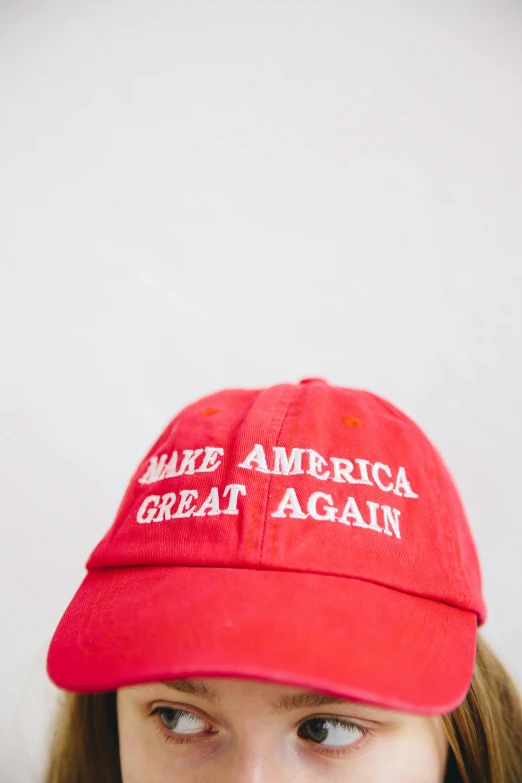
[{"x1": 47, "y1": 379, "x2": 485, "y2": 713}]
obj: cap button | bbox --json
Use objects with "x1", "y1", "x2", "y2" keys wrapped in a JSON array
[{"x1": 299, "y1": 377, "x2": 328, "y2": 384}]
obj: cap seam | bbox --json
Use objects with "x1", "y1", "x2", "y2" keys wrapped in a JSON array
[
  {"x1": 84, "y1": 562, "x2": 480, "y2": 617},
  {"x1": 257, "y1": 385, "x2": 301, "y2": 564}
]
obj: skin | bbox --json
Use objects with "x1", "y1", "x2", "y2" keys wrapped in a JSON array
[{"x1": 117, "y1": 677, "x2": 449, "y2": 782}]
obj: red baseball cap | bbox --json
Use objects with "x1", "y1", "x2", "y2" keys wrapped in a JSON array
[{"x1": 46, "y1": 379, "x2": 486, "y2": 714}]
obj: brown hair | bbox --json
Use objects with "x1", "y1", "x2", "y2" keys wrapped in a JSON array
[{"x1": 44, "y1": 633, "x2": 522, "y2": 783}]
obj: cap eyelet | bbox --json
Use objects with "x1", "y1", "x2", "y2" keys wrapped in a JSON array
[
  {"x1": 201, "y1": 407, "x2": 220, "y2": 417},
  {"x1": 343, "y1": 416, "x2": 362, "y2": 427}
]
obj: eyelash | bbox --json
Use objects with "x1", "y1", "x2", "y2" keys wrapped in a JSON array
[
  {"x1": 149, "y1": 707, "x2": 373, "y2": 757},
  {"x1": 151, "y1": 708, "x2": 208, "y2": 746}
]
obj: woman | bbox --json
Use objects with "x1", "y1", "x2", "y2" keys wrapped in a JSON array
[{"x1": 45, "y1": 379, "x2": 522, "y2": 781}]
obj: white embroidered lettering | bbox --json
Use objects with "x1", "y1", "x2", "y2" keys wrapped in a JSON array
[
  {"x1": 372, "y1": 462, "x2": 393, "y2": 492},
  {"x1": 354, "y1": 458, "x2": 373, "y2": 485},
  {"x1": 237, "y1": 444, "x2": 271, "y2": 473},
  {"x1": 193, "y1": 487, "x2": 221, "y2": 516},
  {"x1": 176, "y1": 449, "x2": 204, "y2": 476},
  {"x1": 337, "y1": 496, "x2": 368, "y2": 527},
  {"x1": 271, "y1": 488, "x2": 307, "y2": 519},
  {"x1": 331, "y1": 458, "x2": 357, "y2": 483},
  {"x1": 196, "y1": 447, "x2": 224, "y2": 473},
  {"x1": 138, "y1": 456, "x2": 168, "y2": 484},
  {"x1": 365, "y1": 500, "x2": 384, "y2": 532},
  {"x1": 381, "y1": 505, "x2": 401, "y2": 538},
  {"x1": 307, "y1": 492, "x2": 337, "y2": 521},
  {"x1": 155, "y1": 492, "x2": 177, "y2": 521},
  {"x1": 272, "y1": 447, "x2": 305, "y2": 475},
  {"x1": 222, "y1": 484, "x2": 247, "y2": 515},
  {"x1": 134, "y1": 442, "x2": 413, "y2": 539},
  {"x1": 163, "y1": 451, "x2": 180, "y2": 479},
  {"x1": 306, "y1": 449, "x2": 330, "y2": 480},
  {"x1": 394, "y1": 466, "x2": 419, "y2": 497},
  {"x1": 173, "y1": 489, "x2": 199, "y2": 518},
  {"x1": 138, "y1": 446, "x2": 223, "y2": 483},
  {"x1": 136, "y1": 495, "x2": 161, "y2": 522}
]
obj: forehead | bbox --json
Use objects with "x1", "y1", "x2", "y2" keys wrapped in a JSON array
[{"x1": 124, "y1": 676, "x2": 397, "y2": 718}]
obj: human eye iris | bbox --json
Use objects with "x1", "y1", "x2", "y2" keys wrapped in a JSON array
[
  {"x1": 152, "y1": 707, "x2": 209, "y2": 737},
  {"x1": 298, "y1": 717, "x2": 366, "y2": 749}
]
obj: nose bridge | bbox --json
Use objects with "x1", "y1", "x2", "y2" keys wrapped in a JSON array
[
  {"x1": 224, "y1": 736, "x2": 290, "y2": 783},
  {"x1": 228, "y1": 754, "x2": 279, "y2": 783}
]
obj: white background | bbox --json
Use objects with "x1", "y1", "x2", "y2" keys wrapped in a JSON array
[{"x1": 1, "y1": 1, "x2": 521, "y2": 779}]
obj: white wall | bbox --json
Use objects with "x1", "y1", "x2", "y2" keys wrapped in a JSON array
[{"x1": 1, "y1": 1, "x2": 521, "y2": 779}]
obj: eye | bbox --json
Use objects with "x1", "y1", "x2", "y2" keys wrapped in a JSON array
[
  {"x1": 298, "y1": 717, "x2": 366, "y2": 748},
  {"x1": 153, "y1": 707, "x2": 209, "y2": 736}
]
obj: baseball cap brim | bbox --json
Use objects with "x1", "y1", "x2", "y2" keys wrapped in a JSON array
[{"x1": 46, "y1": 565, "x2": 477, "y2": 715}]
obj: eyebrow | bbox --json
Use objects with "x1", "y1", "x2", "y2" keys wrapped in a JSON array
[{"x1": 150, "y1": 679, "x2": 359, "y2": 713}]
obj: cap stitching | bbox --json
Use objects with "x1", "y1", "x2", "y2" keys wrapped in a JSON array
[
  {"x1": 257, "y1": 385, "x2": 301, "y2": 565},
  {"x1": 431, "y1": 445, "x2": 469, "y2": 596},
  {"x1": 85, "y1": 562, "x2": 480, "y2": 618},
  {"x1": 241, "y1": 385, "x2": 295, "y2": 565},
  {"x1": 266, "y1": 388, "x2": 304, "y2": 566}
]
